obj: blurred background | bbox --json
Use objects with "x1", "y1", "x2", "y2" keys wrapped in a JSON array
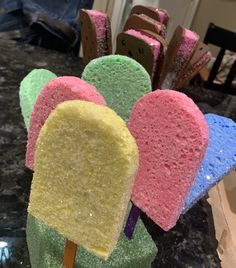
[{"x1": 1, "y1": 0, "x2": 236, "y2": 56}]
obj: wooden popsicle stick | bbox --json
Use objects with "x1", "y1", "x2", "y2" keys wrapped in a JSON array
[{"x1": 63, "y1": 239, "x2": 78, "y2": 268}]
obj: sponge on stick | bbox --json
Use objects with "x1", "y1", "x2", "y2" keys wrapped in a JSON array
[
  {"x1": 183, "y1": 114, "x2": 236, "y2": 212},
  {"x1": 28, "y1": 100, "x2": 139, "y2": 260},
  {"x1": 27, "y1": 204, "x2": 157, "y2": 268},
  {"x1": 82, "y1": 55, "x2": 152, "y2": 122},
  {"x1": 19, "y1": 69, "x2": 56, "y2": 130},
  {"x1": 129, "y1": 90, "x2": 209, "y2": 231},
  {"x1": 26, "y1": 76, "x2": 105, "y2": 170}
]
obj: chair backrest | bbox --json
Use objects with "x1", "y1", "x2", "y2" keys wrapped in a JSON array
[{"x1": 204, "y1": 23, "x2": 236, "y2": 94}]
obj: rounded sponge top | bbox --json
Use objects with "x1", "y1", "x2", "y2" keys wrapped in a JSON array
[
  {"x1": 82, "y1": 55, "x2": 152, "y2": 122},
  {"x1": 28, "y1": 100, "x2": 138, "y2": 260},
  {"x1": 129, "y1": 90, "x2": 209, "y2": 231},
  {"x1": 19, "y1": 69, "x2": 56, "y2": 130},
  {"x1": 26, "y1": 76, "x2": 106, "y2": 170}
]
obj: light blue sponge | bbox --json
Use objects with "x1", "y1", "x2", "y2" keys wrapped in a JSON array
[{"x1": 183, "y1": 113, "x2": 236, "y2": 213}]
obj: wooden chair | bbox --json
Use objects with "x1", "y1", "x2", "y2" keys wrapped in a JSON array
[{"x1": 203, "y1": 23, "x2": 236, "y2": 95}]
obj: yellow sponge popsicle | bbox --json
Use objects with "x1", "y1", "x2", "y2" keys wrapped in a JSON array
[{"x1": 28, "y1": 100, "x2": 138, "y2": 260}]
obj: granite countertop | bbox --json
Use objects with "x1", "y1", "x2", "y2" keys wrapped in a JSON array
[{"x1": 1, "y1": 31, "x2": 235, "y2": 268}]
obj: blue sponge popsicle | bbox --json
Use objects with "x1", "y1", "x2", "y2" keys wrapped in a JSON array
[{"x1": 183, "y1": 113, "x2": 236, "y2": 213}]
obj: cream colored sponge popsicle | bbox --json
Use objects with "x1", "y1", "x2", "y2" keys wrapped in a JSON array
[{"x1": 28, "y1": 100, "x2": 139, "y2": 260}]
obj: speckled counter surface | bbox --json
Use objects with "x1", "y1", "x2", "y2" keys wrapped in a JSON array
[{"x1": 1, "y1": 31, "x2": 234, "y2": 267}]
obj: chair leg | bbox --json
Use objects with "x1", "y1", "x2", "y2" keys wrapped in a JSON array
[
  {"x1": 224, "y1": 59, "x2": 236, "y2": 89},
  {"x1": 206, "y1": 48, "x2": 225, "y2": 87}
]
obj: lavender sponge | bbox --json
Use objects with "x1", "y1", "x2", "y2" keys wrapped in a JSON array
[
  {"x1": 26, "y1": 204, "x2": 157, "y2": 268},
  {"x1": 183, "y1": 114, "x2": 236, "y2": 212}
]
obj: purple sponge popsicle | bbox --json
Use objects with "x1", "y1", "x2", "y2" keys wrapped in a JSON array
[{"x1": 128, "y1": 90, "x2": 209, "y2": 231}]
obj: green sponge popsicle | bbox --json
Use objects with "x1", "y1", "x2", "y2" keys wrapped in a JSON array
[
  {"x1": 19, "y1": 69, "x2": 56, "y2": 129},
  {"x1": 82, "y1": 55, "x2": 151, "y2": 122},
  {"x1": 27, "y1": 204, "x2": 157, "y2": 268}
]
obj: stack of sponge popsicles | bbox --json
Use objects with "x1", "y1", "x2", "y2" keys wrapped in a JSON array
[
  {"x1": 20, "y1": 55, "x2": 236, "y2": 268},
  {"x1": 158, "y1": 26, "x2": 211, "y2": 89},
  {"x1": 80, "y1": 5, "x2": 211, "y2": 90},
  {"x1": 21, "y1": 59, "x2": 157, "y2": 268},
  {"x1": 116, "y1": 5, "x2": 167, "y2": 88}
]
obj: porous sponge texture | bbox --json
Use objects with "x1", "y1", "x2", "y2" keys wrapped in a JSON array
[
  {"x1": 87, "y1": 10, "x2": 109, "y2": 55},
  {"x1": 129, "y1": 90, "x2": 209, "y2": 231},
  {"x1": 88, "y1": 10, "x2": 107, "y2": 39},
  {"x1": 183, "y1": 114, "x2": 236, "y2": 212},
  {"x1": 26, "y1": 76, "x2": 106, "y2": 170},
  {"x1": 82, "y1": 55, "x2": 151, "y2": 122},
  {"x1": 28, "y1": 100, "x2": 139, "y2": 260},
  {"x1": 19, "y1": 69, "x2": 56, "y2": 130},
  {"x1": 161, "y1": 29, "x2": 198, "y2": 89},
  {"x1": 26, "y1": 204, "x2": 157, "y2": 268}
]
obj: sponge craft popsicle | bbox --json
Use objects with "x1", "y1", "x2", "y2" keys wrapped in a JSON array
[
  {"x1": 159, "y1": 26, "x2": 199, "y2": 89},
  {"x1": 27, "y1": 204, "x2": 157, "y2": 268},
  {"x1": 25, "y1": 76, "x2": 106, "y2": 170},
  {"x1": 80, "y1": 9, "x2": 112, "y2": 65},
  {"x1": 28, "y1": 100, "x2": 139, "y2": 260},
  {"x1": 19, "y1": 69, "x2": 56, "y2": 130},
  {"x1": 82, "y1": 55, "x2": 152, "y2": 122},
  {"x1": 176, "y1": 42, "x2": 211, "y2": 89},
  {"x1": 124, "y1": 14, "x2": 166, "y2": 38},
  {"x1": 183, "y1": 114, "x2": 236, "y2": 213},
  {"x1": 155, "y1": 8, "x2": 169, "y2": 26},
  {"x1": 124, "y1": 29, "x2": 162, "y2": 80},
  {"x1": 88, "y1": 10, "x2": 111, "y2": 55},
  {"x1": 128, "y1": 90, "x2": 209, "y2": 231}
]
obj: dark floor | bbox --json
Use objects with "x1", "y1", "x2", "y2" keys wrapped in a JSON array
[{"x1": 1, "y1": 31, "x2": 235, "y2": 267}]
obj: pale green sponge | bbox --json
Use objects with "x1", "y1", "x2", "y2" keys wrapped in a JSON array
[
  {"x1": 19, "y1": 69, "x2": 57, "y2": 129},
  {"x1": 82, "y1": 55, "x2": 152, "y2": 122},
  {"x1": 27, "y1": 205, "x2": 157, "y2": 268}
]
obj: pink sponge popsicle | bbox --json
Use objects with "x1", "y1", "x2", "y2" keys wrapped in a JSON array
[
  {"x1": 26, "y1": 76, "x2": 106, "y2": 170},
  {"x1": 88, "y1": 10, "x2": 107, "y2": 39},
  {"x1": 127, "y1": 90, "x2": 209, "y2": 231},
  {"x1": 86, "y1": 10, "x2": 111, "y2": 56}
]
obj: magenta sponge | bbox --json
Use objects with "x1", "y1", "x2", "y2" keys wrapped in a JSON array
[
  {"x1": 129, "y1": 90, "x2": 209, "y2": 230},
  {"x1": 25, "y1": 76, "x2": 106, "y2": 170}
]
